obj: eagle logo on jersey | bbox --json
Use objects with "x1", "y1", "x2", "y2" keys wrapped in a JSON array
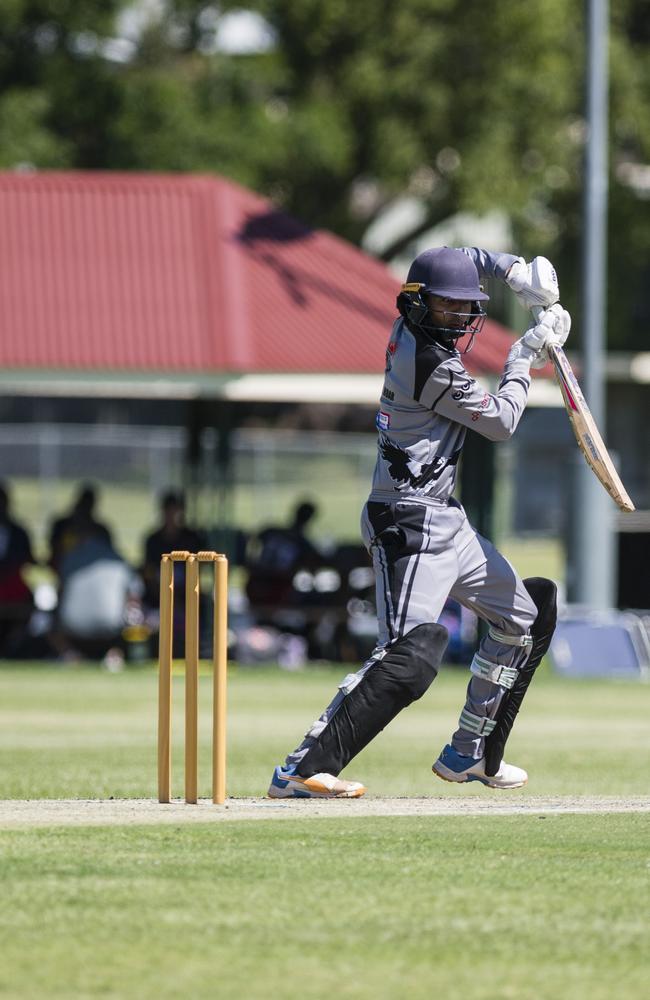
[{"x1": 379, "y1": 435, "x2": 461, "y2": 490}]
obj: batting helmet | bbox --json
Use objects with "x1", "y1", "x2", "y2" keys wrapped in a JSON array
[{"x1": 397, "y1": 247, "x2": 488, "y2": 351}]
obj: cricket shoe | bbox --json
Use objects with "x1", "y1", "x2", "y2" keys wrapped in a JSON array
[
  {"x1": 268, "y1": 766, "x2": 366, "y2": 799},
  {"x1": 432, "y1": 744, "x2": 527, "y2": 789}
]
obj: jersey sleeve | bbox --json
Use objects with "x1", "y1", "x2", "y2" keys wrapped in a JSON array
[
  {"x1": 418, "y1": 354, "x2": 531, "y2": 442},
  {"x1": 456, "y1": 246, "x2": 520, "y2": 283}
]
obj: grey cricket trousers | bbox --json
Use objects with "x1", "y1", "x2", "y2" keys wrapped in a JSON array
[
  {"x1": 362, "y1": 497, "x2": 538, "y2": 757},
  {"x1": 286, "y1": 497, "x2": 538, "y2": 772}
]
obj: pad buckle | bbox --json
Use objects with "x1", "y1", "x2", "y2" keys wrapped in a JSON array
[
  {"x1": 488, "y1": 627, "x2": 533, "y2": 648},
  {"x1": 458, "y1": 709, "x2": 497, "y2": 736},
  {"x1": 470, "y1": 654, "x2": 518, "y2": 690}
]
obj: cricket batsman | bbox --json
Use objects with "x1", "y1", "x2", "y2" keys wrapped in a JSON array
[{"x1": 269, "y1": 246, "x2": 570, "y2": 798}]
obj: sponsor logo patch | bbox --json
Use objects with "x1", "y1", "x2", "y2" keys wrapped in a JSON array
[
  {"x1": 469, "y1": 393, "x2": 491, "y2": 420},
  {"x1": 376, "y1": 411, "x2": 391, "y2": 430}
]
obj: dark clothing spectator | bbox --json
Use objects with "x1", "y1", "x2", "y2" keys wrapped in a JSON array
[
  {"x1": 141, "y1": 490, "x2": 205, "y2": 609},
  {"x1": 48, "y1": 483, "x2": 112, "y2": 576},
  {"x1": 0, "y1": 519, "x2": 35, "y2": 603},
  {"x1": 246, "y1": 502, "x2": 322, "y2": 611},
  {"x1": 0, "y1": 482, "x2": 37, "y2": 654}
]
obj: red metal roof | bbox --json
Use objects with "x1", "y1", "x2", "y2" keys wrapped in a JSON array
[{"x1": 0, "y1": 170, "x2": 517, "y2": 377}]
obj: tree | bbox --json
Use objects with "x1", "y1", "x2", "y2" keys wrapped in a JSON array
[{"x1": 0, "y1": 1, "x2": 126, "y2": 168}]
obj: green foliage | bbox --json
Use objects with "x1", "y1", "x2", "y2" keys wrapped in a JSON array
[
  {"x1": 0, "y1": 0, "x2": 648, "y2": 346},
  {"x1": 0, "y1": 89, "x2": 71, "y2": 167}
]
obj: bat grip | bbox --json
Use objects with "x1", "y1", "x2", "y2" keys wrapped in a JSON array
[
  {"x1": 532, "y1": 300, "x2": 563, "y2": 322},
  {"x1": 546, "y1": 341, "x2": 561, "y2": 365}
]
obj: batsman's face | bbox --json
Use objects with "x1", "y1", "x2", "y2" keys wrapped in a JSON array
[{"x1": 427, "y1": 295, "x2": 473, "y2": 330}]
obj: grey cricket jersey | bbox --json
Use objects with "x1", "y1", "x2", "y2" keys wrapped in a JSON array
[{"x1": 369, "y1": 247, "x2": 530, "y2": 506}]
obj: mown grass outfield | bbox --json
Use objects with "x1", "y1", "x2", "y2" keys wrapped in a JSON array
[{"x1": 1, "y1": 662, "x2": 649, "y2": 999}]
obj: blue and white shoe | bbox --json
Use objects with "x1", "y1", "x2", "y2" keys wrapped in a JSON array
[
  {"x1": 432, "y1": 744, "x2": 527, "y2": 789},
  {"x1": 267, "y1": 766, "x2": 366, "y2": 799}
]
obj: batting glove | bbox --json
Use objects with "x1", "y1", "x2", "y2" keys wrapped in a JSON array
[
  {"x1": 508, "y1": 303, "x2": 571, "y2": 369},
  {"x1": 506, "y1": 256, "x2": 560, "y2": 312}
]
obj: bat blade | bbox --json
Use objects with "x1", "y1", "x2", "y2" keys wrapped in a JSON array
[{"x1": 548, "y1": 343, "x2": 634, "y2": 512}]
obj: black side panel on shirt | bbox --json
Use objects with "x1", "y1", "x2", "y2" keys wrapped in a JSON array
[{"x1": 413, "y1": 335, "x2": 452, "y2": 405}]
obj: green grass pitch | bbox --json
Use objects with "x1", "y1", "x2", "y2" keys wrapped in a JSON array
[{"x1": 1, "y1": 662, "x2": 649, "y2": 999}]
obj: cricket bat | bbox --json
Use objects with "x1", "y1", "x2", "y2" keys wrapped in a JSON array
[{"x1": 547, "y1": 341, "x2": 635, "y2": 512}]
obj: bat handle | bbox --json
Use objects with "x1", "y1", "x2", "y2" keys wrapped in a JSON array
[
  {"x1": 530, "y1": 303, "x2": 562, "y2": 366},
  {"x1": 531, "y1": 304, "x2": 560, "y2": 323},
  {"x1": 546, "y1": 341, "x2": 561, "y2": 365}
]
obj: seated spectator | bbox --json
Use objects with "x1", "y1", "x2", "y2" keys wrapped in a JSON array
[
  {"x1": 140, "y1": 489, "x2": 208, "y2": 657},
  {"x1": 246, "y1": 501, "x2": 323, "y2": 614},
  {"x1": 0, "y1": 481, "x2": 37, "y2": 656},
  {"x1": 52, "y1": 528, "x2": 143, "y2": 663},
  {"x1": 48, "y1": 483, "x2": 112, "y2": 577},
  {"x1": 141, "y1": 489, "x2": 206, "y2": 611}
]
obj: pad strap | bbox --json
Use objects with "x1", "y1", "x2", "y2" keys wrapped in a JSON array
[
  {"x1": 470, "y1": 653, "x2": 519, "y2": 690},
  {"x1": 488, "y1": 627, "x2": 533, "y2": 648},
  {"x1": 483, "y1": 577, "x2": 558, "y2": 777},
  {"x1": 458, "y1": 709, "x2": 497, "y2": 736}
]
